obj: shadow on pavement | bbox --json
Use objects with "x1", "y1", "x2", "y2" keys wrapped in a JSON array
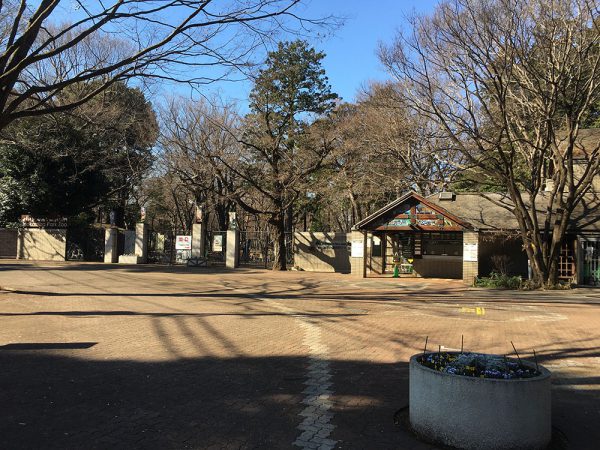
[
  {"x1": 0, "y1": 351, "x2": 418, "y2": 449},
  {"x1": 0, "y1": 350, "x2": 598, "y2": 449}
]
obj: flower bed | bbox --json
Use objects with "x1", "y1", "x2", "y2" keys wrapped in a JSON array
[
  {"x1": 418, "y1": 351, "x2": 540, "y2": 379},
  {"x1": 409, "y1": 352, "x2": 551, "y2": 449}
]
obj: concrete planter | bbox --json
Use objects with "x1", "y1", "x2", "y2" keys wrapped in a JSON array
[{"x1": 409, "y1": 352, "x2": 551, "y2": 450}]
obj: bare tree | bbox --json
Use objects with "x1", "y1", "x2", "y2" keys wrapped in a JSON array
[
  {"x1": 380, "y1": 0, "x2": 600, "y2": 287},
  {"x1": 159, "y1": 96, "x2": 239, "y2": 231},
  {"x1": 309, "y1": 84, "x2": 462, "y2": 232},
  {"x1": 0, "y1": 0, "x2": 329, "y2": 130}
]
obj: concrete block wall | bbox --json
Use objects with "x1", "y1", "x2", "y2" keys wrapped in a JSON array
[
  {"x1": 18, "y1": 228, "x2": 67, "y2": 261},
  {"x1": 462, "y1": 231, "x2": 479, "y2": 285},
  {"x1": 294, "y1": 232, "x2": 351, "y2": 273}
]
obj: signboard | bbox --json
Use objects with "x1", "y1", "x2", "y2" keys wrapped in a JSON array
[
  {"x1": 463, "y1": 243, "x2": 478, "y2": 262},
  {"x1": 314, "y1": 240, "x2": 348, "y2": 250},
  {"x1": 351, "y1": 239, "x2": 364, "y2": 258},
  {"x1": 175, "y1": 235, "x2": 192, "y2": 250},
  {"x1": 20, "y1": 215, "x2": 67, "y2": 228},
  {"x1": 213, "y1": 234, "x2": 223, "y2": 252}
]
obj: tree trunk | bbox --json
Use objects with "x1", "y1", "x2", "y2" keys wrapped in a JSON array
[{"x1": 270, "y1": 212, "x2": 287, "y2": 271}]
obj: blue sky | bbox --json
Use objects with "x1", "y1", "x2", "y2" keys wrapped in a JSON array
[
  {"x1": 304, "y1": 0, "x2": 438, "y2": 103},
  {"x1": 194, "y1": 0, "x2": 439, "y2": 107}
]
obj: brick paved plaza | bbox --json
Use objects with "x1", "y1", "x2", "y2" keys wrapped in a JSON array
[{"x1": 0, "y1": 261, "x2": 599, "y2": 449}]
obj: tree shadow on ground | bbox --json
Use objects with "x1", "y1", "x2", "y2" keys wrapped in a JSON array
[
  {"x1": 0, "y1": 349, "x2": 598, "y2": 449},
  {"x1": 0, "y1": 351, "x2": 419, "y2": 450}
]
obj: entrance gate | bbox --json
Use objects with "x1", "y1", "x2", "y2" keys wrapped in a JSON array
[
  {"x1": 66, "y1": 226, "x2": 105, "y2": 261},
  {"x1": 206, "y1": 231, "x2": 226, "y2": 266},
  {"x1": 147, "y1": 230, "x2": 189, "y2": 264},
  {"x1": 583, "y1": 240, "x2": 600, "y2": 286}
]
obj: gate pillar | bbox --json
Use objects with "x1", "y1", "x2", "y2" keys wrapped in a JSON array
[
  {"x1": 192, "y1": 223, "x2": 206, "y2": 259},
  {"x1": 135, "y1": 222, "x2": 148, "y2": 263},
  {"x1": 350, "y1": 230, "x2": 367, "y2": 278},
  {"x1": 104, "y1": 228, "x2": 118, "y2": 263},
  {"x1": 226, "y1": 230, "x2": 239, "y2": 269}
]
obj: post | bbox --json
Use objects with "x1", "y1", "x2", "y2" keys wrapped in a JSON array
[
  {"x1": 462, "y1": 231, "x2": 479, "y2": 285},
  {"x1": 104, "y1": 228, "x2": 118, "y2": 263},
  {"x1": 192, "y1": 223, "x2": 206, "y2": 259},
  {"x1": 135, "y1": 222, "x2": 148, "y2": 263},
  {"x1": 363, "y1": 231, "x2": 368, "y2": 278},
  {"x1": 576, "y1": 236, "x2": 584, "y2": 286},
  {"x1": 350, "y1": 230, "x2": 366, "y2": 278},
  {"x1": 225, "y1": 212, "x2": 239, "y2": 269},
  {"x1": 226, "y1": 230, "x2": 239, "y2": 269}
]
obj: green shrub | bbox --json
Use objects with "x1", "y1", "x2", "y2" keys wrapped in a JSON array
[{"x1": 475, "y1": 272, "x2": 522, "y2": 289}]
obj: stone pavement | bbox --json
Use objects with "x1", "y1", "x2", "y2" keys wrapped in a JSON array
[{"x1": 0, "y1": 261, "x2": 598, "y2": 449}]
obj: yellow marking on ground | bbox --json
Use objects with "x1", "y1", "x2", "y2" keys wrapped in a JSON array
[{"x1": 460, "y1": 306, "x2": 486, "y2": 316}]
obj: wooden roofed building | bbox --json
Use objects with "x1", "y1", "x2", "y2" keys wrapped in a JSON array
[{"x1": 349, "y1": 190, "x2": 600, "y2": 285}]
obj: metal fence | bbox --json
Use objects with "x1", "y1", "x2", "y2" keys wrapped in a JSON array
[
  {"x1": 147, "y1": 230, "x2": 176, "y2": 264},
  {"x1": 238, "y1": 231, "x2": 293, "y2": 268},
  {"x1": 206, "y1": 230, "x2": 226, "y2": 266},
  {"x1": 66, "y1": 226, "x2": 105, "y2": 261},
  {"x1": 0, "y1": 229, "x2": 17, "y2": 259}
]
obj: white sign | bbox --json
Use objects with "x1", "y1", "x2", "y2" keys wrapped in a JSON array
[
  {"x1": 213, "y1": 234, "x2": 223, "y2": 252},
  {"x1": 175, "y1": 235, "x2": 192, "y2": 250},
  {"x1": 351, "y1": 239, "x2": 364, "y2": 258},
  {"x1": 464, "y1": 243, "x2": 478, "y2": 262}
]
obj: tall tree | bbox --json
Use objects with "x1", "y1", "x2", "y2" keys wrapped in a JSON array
[
  {"x1": 0, "y1": 0, "x2": 329, "y2": 130},
  {"x1": 380, "y1": 0, "x2": 600, "y2": 287},
  {"x1": 159, "y1": 97, "x2": 239, "y2": 232},
  {"x1": 0, "y1": 82, "x2": 157, "y2": 225},
  {"x1": 233, "y1": 40, "x2": 337, "y2": 269}
]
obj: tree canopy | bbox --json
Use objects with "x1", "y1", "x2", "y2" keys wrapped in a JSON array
[{"x1": 0, "y1": 82, "x2": 157, "y2": 226}]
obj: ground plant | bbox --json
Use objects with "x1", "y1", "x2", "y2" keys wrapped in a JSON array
[
  {"x1": 418, "y1": 352, "x2": 540, "y2": 380},
  {"x1": 474, "y1": 272, "x2": 522, "y2": 289}
]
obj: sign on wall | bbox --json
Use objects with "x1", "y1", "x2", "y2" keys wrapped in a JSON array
[
  {"x1": 20, "y1": 215, "x2": 68, "y2": 228},
  {"x1": 463, "y1": 243, "x2": 478, "y2": 262},
  {"x1": 351, "y1": 239, "x2": 364, "y2": 258},
  {"x1": 175, "y1": 235, "x2": 192, "y2": 250},
  {"x1": 213, "y1": 234, "x2": 223, "y2": 252}
]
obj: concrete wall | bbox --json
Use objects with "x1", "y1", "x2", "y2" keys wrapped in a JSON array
[
  {"x1": 0, "y1": 229, "x2": 17, "y2": 258},
  {"x1": 18, "y1": 228, "x2": 67, "y2": 261},
  {"x1": 294, "y1": 232, "x2": 351, "y2": 273}
]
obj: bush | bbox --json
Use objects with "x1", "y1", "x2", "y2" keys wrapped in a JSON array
[{"x1": 475, "y1": 272, "x2": 522, "y2": 289}]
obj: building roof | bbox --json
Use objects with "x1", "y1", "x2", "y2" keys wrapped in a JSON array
[
  {"x1": 428, "y1": 192, "x2": 600, "y2": 232},
  {"x1": 354, "y1": 191, "x2": 600, "y2": 233},
  {"x1": 353, "y1": 191, "x2": 473, "y2": 231}
]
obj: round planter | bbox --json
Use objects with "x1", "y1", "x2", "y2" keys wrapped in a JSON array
[{"x1": 409, "y1": 352, "x2": 551, "y2": 450}]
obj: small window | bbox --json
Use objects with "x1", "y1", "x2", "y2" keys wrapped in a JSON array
[{"x1": 422, "y1": 232, "x2": 463, "y2": 256}]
